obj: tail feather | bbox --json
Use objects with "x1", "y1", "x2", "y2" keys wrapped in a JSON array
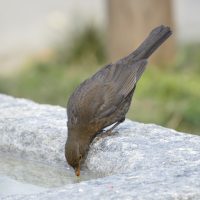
[{"x1": 117, "y1": 25, "x2": 172, "y2": 64}]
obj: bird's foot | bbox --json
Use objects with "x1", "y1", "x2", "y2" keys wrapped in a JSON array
[
  {"x1": 94, "y1": 129, "x2": 118, "y2": 142},
  {"x1": 102, "y1": 129, "x2": 115, "y2": 136}
]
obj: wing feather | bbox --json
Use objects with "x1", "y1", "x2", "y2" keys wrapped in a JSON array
[{"x1": 67, "y1": 60, "x2": 147, "y2": 126}]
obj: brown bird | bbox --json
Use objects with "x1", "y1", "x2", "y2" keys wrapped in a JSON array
[{"x1": 65, "y1": 25, "x2": 172, "y2": 176}]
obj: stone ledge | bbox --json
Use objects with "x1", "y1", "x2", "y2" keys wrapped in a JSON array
[{"x1": 1, "y1": 94, "x2": 200, "y2": 200}]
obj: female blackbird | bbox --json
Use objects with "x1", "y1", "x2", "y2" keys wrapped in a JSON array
[{"x1": 65, "y1": 25, "x2": 172, "y2": 176}]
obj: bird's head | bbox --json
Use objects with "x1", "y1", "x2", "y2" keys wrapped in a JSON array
[{"x1": 65, "y1": 139, "x2": 83, "y2": 176}]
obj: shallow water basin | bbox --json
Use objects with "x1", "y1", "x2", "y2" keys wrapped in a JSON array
[{"x1": 0, "y1": 154, "x2": 100, "y2": 197}]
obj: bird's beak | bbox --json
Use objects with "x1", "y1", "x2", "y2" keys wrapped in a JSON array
[{"x1": 75, "y1": 166, "x2": 80, "y2": 176}]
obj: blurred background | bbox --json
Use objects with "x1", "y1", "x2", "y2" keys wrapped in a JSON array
[{"x1": 0, "y1": 0, "x2": 199, "y2": 134}]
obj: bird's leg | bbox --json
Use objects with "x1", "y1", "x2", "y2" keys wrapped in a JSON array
[
  {"x1": 92, "y1": 130, "x2": 104, "y2": 139},
  {"x1": 94, "y1": 118, "x2": 125, "y2": 141},
  {"x1": 103, "y1": 117, "x2": 125, "y2": 136}
]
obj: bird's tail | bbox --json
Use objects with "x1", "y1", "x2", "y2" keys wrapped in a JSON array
[{"x1": 119, "y1": 25, "x2": 172, "y2": 63}]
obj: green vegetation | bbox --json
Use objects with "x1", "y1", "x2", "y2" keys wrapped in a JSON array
[{"x1": 0, "y1": 26, "x2": 200, "y2": 134}]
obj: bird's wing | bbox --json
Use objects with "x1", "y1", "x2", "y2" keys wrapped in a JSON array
[
  {"x1": 67, "y1": 59, "x2": 147, "y2": 126},
  {"x1": 93, "y1": 59, "x2": 147, "y2": 119}
]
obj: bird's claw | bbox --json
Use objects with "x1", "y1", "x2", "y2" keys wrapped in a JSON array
[{"x1": 94, "y1": 129, "x2": 118, "y2": 142}]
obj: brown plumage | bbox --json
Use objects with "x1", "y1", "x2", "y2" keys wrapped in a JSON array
[{"x1": 65, "y1": 25, "x2": 172, "y2": 176}]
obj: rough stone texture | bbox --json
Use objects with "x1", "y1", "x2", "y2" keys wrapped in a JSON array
[{"x1": 0, "y1": 94, "x2": 200, "y2": 200}]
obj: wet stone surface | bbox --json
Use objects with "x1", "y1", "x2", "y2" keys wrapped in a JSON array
[{"x1": 0, "y1": 94, "x2": 200, "y2": 200}]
